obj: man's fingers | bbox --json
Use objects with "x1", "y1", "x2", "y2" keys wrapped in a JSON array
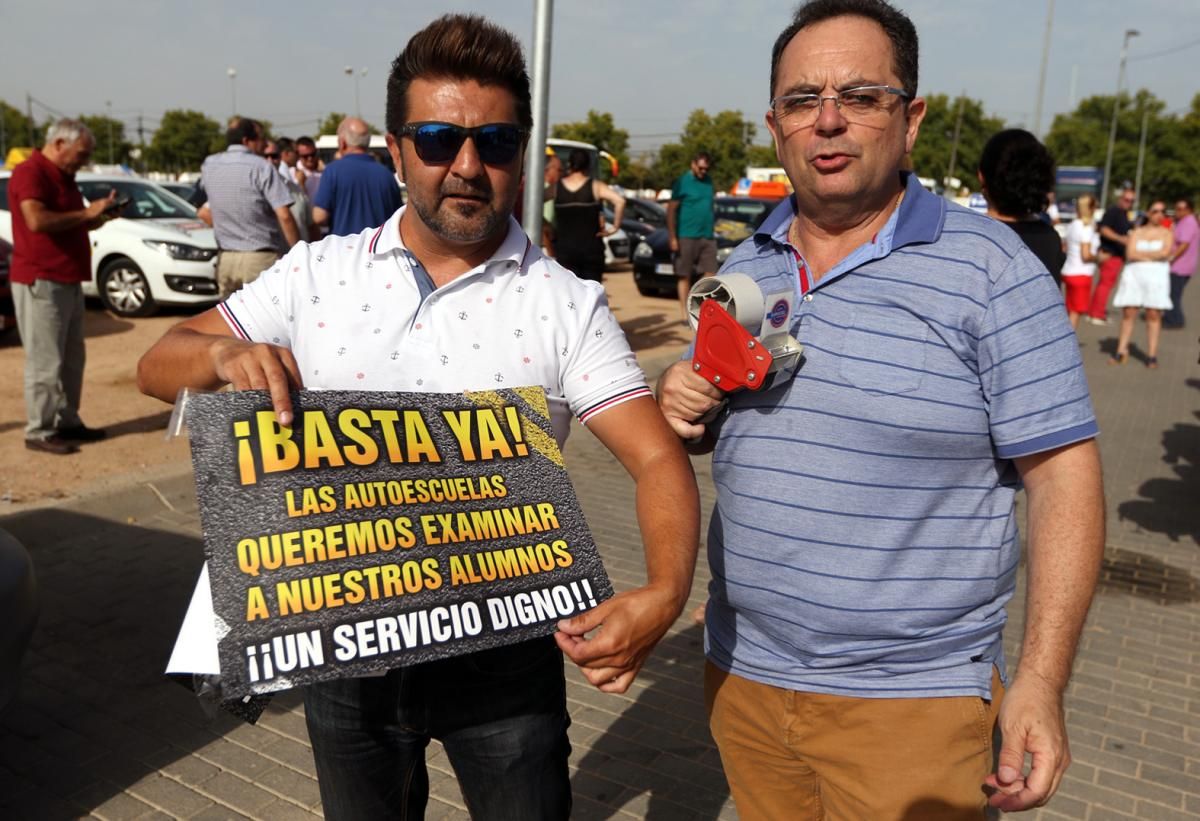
[
  {"x1": 994, "y1": 737, "x2": 1026, "y2": 785},
  {"x1": 556, "y1": 601, "x2": 608, "y2": 638}
]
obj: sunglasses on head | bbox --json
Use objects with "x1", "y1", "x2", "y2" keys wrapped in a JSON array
[{"x1": 399, "y1": 121, "x2": 526, "y2": 165}]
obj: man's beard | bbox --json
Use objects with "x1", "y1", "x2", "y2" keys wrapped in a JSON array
[{"x1": 402, "y1": 156, "x2": 510, "y2": 244}]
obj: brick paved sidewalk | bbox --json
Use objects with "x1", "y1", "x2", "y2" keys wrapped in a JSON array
[{"x1": 1, "y1": 287, "x2": 1197, "y2": 819}]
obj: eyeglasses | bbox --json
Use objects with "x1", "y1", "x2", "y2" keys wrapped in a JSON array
[
  {"x1": 770, "y1": 84, "x2": 911, "y2": 125},
  {"x1": 1148, "y1": 208, "x2": 1165, "y2": 214},
  {"x1": 264, "y1": 152, "x2": 280, "y2": 159},
  {"x1": 399, "y1": 121, "x2": 526, "y2": 165},
  {"x1": 298, "y1": 152, "x2": 318, "y2": 161}
]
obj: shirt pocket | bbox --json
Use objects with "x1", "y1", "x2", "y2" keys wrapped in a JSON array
[{"x1": 836, "y1": 306, "x2": 928, "y2": 395}]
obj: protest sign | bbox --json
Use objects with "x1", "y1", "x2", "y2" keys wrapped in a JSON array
[{"x1": 184, "y1": 386, "x2": 612, "y2": 699}]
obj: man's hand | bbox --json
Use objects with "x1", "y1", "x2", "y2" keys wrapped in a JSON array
[
  {"x1": 555, "y1": 582, "x2": 685, "y2": 693},
  {"x1": 85, "y1": 190, "x2": 118, "y2": 220},
  {"x1": 984, "y1": 673, "x2": 1070, "y2": 812},
  {"x1": 669, "y1": 235, "x2": 680, "y2": 254},
  {"x1": 210, "y1": 337, "x2": 304, "y2": 426},
  {"x1": 656, "y1": 359, "x2": 723, "y2": 441}
]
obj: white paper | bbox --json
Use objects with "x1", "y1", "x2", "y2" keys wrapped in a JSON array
[{"x1": 165, "y1": 563, "x2": 221, "y2": 675}]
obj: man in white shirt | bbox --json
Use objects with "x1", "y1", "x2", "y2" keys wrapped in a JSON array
[{"x1": 137, "y1": 13, "x2": 699, "y2": 820}]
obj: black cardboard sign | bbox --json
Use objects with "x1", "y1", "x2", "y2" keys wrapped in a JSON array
[{"x1": 185, "y1": 387, "x2": 612, "y2": 699}]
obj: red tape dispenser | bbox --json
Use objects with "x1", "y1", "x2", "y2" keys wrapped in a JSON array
[{"x1": 687, "y1": 273, "x2": 803, "y2": 396}]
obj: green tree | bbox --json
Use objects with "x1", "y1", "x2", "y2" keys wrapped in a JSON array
[
  {"x1": 908, "y1": 93, "x2": 1005, "y2": 190},
  {"x1": 652, "y1": 109, "x2": 761, "y2": 191},
  {"x1": 80, "y1": 115, "x2": 132, "y2": 166},
  {"x1": 1045, "y1": 89, "x2": 1200, "y2": 204},
  {"x1": 0, "y1": 100, "x2": 39, "y2": 158},
  {"x1": 551, "y1": 110, "x2": 630, "y2": 182},
  {"x1": 146, "y1": 109, "x2": 222, "y2": 173}
]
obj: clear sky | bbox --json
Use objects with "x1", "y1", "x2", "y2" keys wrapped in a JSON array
[{"x1": 3, "y1": 0, "x2": 1197, "y2": 157}]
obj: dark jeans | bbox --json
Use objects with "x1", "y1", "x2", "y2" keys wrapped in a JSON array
[
  {"x1": 304, "y1": 636, "x2": 571, "y2": 820},
  {"x1": 1164, "y1": 273, "x2": 1190, "y2": 327}
]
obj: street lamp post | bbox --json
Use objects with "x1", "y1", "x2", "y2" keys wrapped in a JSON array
[
  {"x1": 105, "y1": 100, "x2": 114, "y2": 165},
  {"x1": 1100, "y1": 29, "x2": 1138, "y2": 206},
  {"x1": 344, "y1": 67, "x2": 368, "y2": 118},
  {"x1": 227, "y1": 67, "x2": 238, "y2": 118}
]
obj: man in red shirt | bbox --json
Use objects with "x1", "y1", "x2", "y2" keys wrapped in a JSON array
[{"x1": 10, "y1": 119, "x2": 116, "y2": 455}]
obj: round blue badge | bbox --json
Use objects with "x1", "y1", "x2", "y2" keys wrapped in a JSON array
[{"x1": 767, "y1": 299, "x2": 789, "y2": 328}]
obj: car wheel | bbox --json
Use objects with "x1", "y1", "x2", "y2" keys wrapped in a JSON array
[{"x1": 99, "y1": 257, "x2": 157, "y2": 317}]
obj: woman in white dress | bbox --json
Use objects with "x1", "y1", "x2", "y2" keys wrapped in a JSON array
[
  {"x1": 1109, "y1": 200, "x2": 1175, "y2": 368},
  {"x1": 1062, "y1": 194, "x2": 1099, "y2": 329}
]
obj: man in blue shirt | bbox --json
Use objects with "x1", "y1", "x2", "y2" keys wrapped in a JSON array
[
  {"x1": 313, "y1": 116, "x2": 403, "y2": 236},
  {"x1": 658, "y1": 1, "x2": 1104, "y2": 818}
]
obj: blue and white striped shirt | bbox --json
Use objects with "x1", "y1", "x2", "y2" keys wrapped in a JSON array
[{"x1": 704, "y1": 173, "x2": 1098, "y2": 699}]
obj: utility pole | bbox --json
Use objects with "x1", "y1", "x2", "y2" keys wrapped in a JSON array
[
  {"x1": 26, "y1": 92, "x2": 35, "y2": 146},
  {"x1": 1133, "y1": 106, "x2": 1150, "y2": 211},
  {"x1": 106, "y1": 100, "x2": 114, "y2": 164},
  {"x1": 137, "y1": 113, "x2": 145, "y2": 173},
  {"x1": 1033, "y1": 0, "x2": 1055, "y2": 138},
  {"x1": 521, "y1": 0, "x2": 553, "y2": 244},
  {"x1": 1101, "y1": 29, "x2": 1139, "y2": 206},
  {"x1": 945, "y1": 91, "x2": 965, "y2": 192}
]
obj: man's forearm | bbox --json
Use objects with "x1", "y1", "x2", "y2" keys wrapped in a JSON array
[
  {"x1": 279, "y1": 210, "x2": 301, "y2": 248},
  {"x1": 633, "y1": 446, "x2": 700, "y2": 609},
  {"x1": 1014, "y1": 440, "x2": 1105, "y2": 690},
  {"x1": 137, "y1": 326, "x2": 228, "y2": 403},
  {"x1": 26, "y1": 207, "x2": 95, "y2": 233}
]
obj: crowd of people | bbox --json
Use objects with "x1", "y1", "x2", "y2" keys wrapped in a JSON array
[
  {"x1": 974, "y1": 128, "x2": 1197, "y2": 367},
  {"x1": 5, "y1": 0, "x2": 1195, "y2": 818}
]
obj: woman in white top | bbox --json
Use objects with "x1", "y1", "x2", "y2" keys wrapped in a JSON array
[
  {"x1": 1062, "y1": 194, "x2": 1099, "y2": 329},
  {"x1": 1109, "y1": 200, "x2": 1175, "y2": 368}
]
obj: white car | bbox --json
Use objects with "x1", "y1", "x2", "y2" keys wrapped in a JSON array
[{"x1": 0, "y1": 172, "x2": 219, "y2": 317}]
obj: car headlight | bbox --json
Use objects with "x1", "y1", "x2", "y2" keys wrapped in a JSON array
[
  {"x1": 716, "y1": 247, "x2": 732, "y2": 263},
  {"x1": 143, "y1": 240, "x2": 217, "y2": 261},
  {"x1": 633, "y1": 241, "x2": 654, "y2": 259}
]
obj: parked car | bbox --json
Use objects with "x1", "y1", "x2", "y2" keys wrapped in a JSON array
[
  {"x1": 0, "y1": 236, "x2": 14, "y2": 335},
  {"x1": 603, "y1": 227, "x2": 630, "y2": 267},
  {"x1": 603, "y1": 198, "x2": 664, "y2": 261},
  {"x1": 0, "y1": 172, "x2": 219, "y2": 317},
  {"x1": 632, "y1": 196, "x2": 779, "y2": 296},
  {"x1": 159, "y1": 180, "x2": 207, "y2": 208}
]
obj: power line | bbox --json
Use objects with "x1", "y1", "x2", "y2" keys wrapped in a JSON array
[{"x1": 1129, "y1": 36, "x2": 1200, "y2": 62}]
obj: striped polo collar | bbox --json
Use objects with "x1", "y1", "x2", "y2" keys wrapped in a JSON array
[
  {"x1": 755, "y1": 171, "x2": 946, "y2": 252},
  {"x1": 367, "y1": 206, "x2": 530, "y2": 271}
]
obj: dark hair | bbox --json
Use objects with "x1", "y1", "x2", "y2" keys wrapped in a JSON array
[
  {"x1": 386, "y1": 14, "x2": 532, "y2": 137},
  {"x1": 276, "y1": 137, "x2": 295, "y2": 153},
  {"x1": 977, "y1": 129, "x2": 1056, "y2": 218},
  {"x1": 226, "y1": 117, "x2": 261, "y2": 147},
  {"x1": 1177, "y1": 197, "x2": 1193, "y2": 210},
  {"x1": 296, "y1": 136, "x2": 316, "y2": 150},
  {"x1": 693, "y1": 151, "x2": 712, "y2": 164},
  {"x1": 566, "y1": 148, "x2": 591, "y2": 174},
  {"x1": 770, "y1": 0, "x2": 919, "y2": 99}
]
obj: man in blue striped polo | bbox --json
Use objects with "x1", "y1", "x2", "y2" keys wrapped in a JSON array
[{"x1": 657, "y1": 1, "x2": 1104, "y2": 818}]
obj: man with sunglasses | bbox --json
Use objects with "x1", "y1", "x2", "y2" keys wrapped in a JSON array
[
  {"x1": 265, "y1": 138, "x2": 311, "y2": 242},
  {"x1": 138, "y1": 13, "x2": 699, "y2": 820},
  {"x1": 657, "y1": 1, "x2": 1103, "y2": 817},
  {"x1": 292, "y1": 135, "x2": 323, "y2": 203}
]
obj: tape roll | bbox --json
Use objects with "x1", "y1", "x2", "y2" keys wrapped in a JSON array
[{"x1": 686, "y1": 273, "x2": 765, "y2": 332}]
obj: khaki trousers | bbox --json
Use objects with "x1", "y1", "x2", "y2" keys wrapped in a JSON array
[
  {"x1": 216, "y1": 250, "x2": 280, "y2": 299},
  {"x1": 706, "y1": 661, "x2": 1004, "y2": 821},
  {"x1": 13, "y1": 280, "x2": 86, "y2": 439}
]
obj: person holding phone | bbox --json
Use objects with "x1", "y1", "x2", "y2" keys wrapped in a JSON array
[{"x1": 9, "y1": 119, "x2": 116, "y2": 455}]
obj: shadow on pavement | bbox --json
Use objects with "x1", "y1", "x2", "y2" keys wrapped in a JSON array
[
  {"x1": 1115, "y1": 422, "x2": 1200, "y2": 548},
  {"x1": 103, "y1": 411, "x2": 175, "y2": 440},
  {"x1": 570, "y1": 625, "x2": 730, "y2": 820},
  {"x1": 618, "y1": 312, "x2": 691, "y2": 355},
  {"x1": 0, "y1": 508, "x2": 302, "y2": 818}
]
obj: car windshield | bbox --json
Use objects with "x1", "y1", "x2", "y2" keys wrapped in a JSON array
[
  {"x1": 78, "y1": 180, "x2": 197, "y2": 220},
  {"x1": 714, "y1": 199, "x2": 773, "y2": 243},
  {"x1": 628, "y1": 198, "x2": 667, "y2": 226}
]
